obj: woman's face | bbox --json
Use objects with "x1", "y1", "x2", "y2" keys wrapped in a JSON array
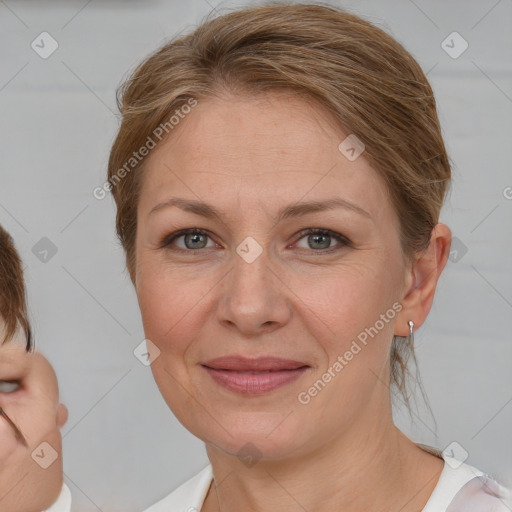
[{"x1": 134, "y1": 92, "x2": 410, "y2": 460}]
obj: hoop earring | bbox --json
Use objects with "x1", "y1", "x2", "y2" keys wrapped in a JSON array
[{"x1": 408, "y1": 320, "x2": 414, "y2": 344}]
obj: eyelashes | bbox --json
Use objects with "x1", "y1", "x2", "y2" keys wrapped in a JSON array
[
  {"x1": 159, "y1": 227, "x2": 351, "y2": 254},
  {"x1": 295, "y1": 228, "x2": 351, "y2": 252}
]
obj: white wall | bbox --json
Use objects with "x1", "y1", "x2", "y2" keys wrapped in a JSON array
[{"x1": 1, "y1": 0, "x2": 511, "y2": 510}]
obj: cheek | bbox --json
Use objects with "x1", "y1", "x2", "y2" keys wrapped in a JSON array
[
  {"x1": 293, "y1": 270, "x2": 400, "y2": 423},
  {"x1": 136, "y1": 261, "x2": 215, "y2": 434},
  {"x1": 296, "y1": 258, "x2": 402, "y2": 350},
  {"x1": 136, "y1": 258, "x2": 206, "y2": 360}
]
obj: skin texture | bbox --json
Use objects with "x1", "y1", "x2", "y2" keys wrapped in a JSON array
[
  {"x1": 134, "y1": 92, "x2": 451, "y2": 512},
  {"x1": 0, "y1": 328, "x2": 68, "y2": 512}
]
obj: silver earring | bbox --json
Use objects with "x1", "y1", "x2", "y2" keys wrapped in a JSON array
[{"x1": 408, "y1": 320, "x2": 414, "y2": 344}]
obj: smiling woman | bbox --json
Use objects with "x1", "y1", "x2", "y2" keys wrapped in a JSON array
[{"x1": 106, "y1": 3, "x2": 510, "y2": 512}]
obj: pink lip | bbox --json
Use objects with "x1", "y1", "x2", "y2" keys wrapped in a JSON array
[{"x1": 201, "y1": 356, "x2": 310, "y2": 394}]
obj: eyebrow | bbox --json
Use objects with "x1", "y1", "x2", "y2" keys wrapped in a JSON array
[{"x1": 149, "y1": 197, "x2": 372, "y2": 222}]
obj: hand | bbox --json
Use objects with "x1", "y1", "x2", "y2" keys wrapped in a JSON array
[{"x1": 0, "y1": 340, "x2": 68, "y2": 512}]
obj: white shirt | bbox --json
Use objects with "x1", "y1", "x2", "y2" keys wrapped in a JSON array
[
  {"x1": 41, "y1": 482, "x2": 72, "y2": 512},
  {"x1": 40, "y1": 445, "x2": 511, "y2": 512},
  {"x1": 142, "y1": 445, "x2": 512, "y2": 512}
]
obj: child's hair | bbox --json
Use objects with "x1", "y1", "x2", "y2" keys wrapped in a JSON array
[{"x1": 0, "y1": 223, "x2": 33, "y2": 351}]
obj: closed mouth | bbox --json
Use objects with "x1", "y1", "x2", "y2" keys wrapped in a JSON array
[{"x1": 201, "y1": 355, "x2": 310, "y2": 372}]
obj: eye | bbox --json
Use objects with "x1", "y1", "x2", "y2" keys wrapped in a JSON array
[
  {"x1": 0, "y1": 380, "x2": 21, "y2": 393},
  {"x1": 160, "y1": 228, "x2": 218, "y2": 251},
  {"x1": 160, "y1": 227, "x2": 351, "y2": 254},
  {"x1": 294, "y1": 228, "x2": 350, "y2": 253}
]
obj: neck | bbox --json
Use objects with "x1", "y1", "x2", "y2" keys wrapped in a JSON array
[{"x1": 203, "y1": 396, "x2": 443, "y2": 512}]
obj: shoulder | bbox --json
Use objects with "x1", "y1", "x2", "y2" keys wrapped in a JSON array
[
  {"x1": 446, "y1": 474, "x2": 512, "y2": 512},
  {"x1": 142, "y1": 465, "x2": 213, "y2": 512},
  {"x1": 41, "y1": 483, "x2": 72, "y2": 512},
  {"x1": 419, "y1": 447, "x2": 511, "y2": 512}
]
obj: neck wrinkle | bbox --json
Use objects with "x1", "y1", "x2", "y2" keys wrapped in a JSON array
[{"x1": 203, "y1": 388, "x2": 420, "y2": 512}]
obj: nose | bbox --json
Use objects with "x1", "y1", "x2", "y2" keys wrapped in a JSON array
[{"x1": 216, "y1": 240, "x2": 292, "y2": 336}]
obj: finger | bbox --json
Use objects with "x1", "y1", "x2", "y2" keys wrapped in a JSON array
[
  {"x1": 0, "y1": 410, "x2": 18, "y2": 460},
  {"x1": 0, "y1": 407, "x2": 28, "y2": 447}
]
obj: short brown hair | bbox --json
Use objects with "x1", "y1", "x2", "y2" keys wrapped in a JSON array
[
  {"x1": 107, "y1": 2, "x2": 451, "y2": 409},
  {"x1": 0, "y1": 224, "x2": 33, "y2": 351}
]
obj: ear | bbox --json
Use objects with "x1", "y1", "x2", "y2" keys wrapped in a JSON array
[
  {"x1": 56, "y1": 403, "x2": 69, "y2": 429},
  {"x1": 395, "y1": 223, "x2": 452, "y2": 336}
]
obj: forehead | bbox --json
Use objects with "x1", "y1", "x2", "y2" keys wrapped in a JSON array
[
  {"x1": 0, "y1": 321, "x2": 26, "y2": 349},
  {"x1": 138, "y1": 93, "x2": 392, "y2": 220}
]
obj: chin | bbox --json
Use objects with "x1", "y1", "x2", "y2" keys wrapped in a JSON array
[
  {"x1": 198, "y1": 410, "x2": 311, "y2": 462},
  {"x1": 210, "y1": 435, "x2": 299, "y2": 464}
]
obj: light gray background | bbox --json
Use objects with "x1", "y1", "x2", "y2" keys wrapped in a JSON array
[{"x1": 1, "y1": 0, "x2": 511, "y2": 511}]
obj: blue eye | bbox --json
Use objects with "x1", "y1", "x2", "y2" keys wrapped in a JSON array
[
  {"x1": 160, "y1": 228, "x2": 350, "y2": 253},
  {"x1": 160, "y1": 229, "x2": 216, "y2": 251},
  {"x1": 295, "y1": 228, "x2": 350, "y2": 252}
]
